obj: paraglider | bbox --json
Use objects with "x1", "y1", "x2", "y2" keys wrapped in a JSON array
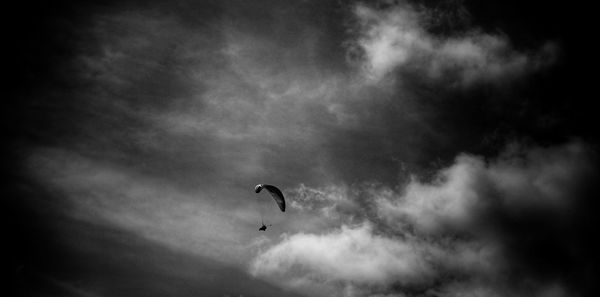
[
  {"x1": 255, "y1": 184, "x2": 285, "y2": 231},
  {"x1": 254, "y1": 184, "x2": 285, "y2": 212}
]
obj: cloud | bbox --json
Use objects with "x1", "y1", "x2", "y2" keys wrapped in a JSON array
[
  {"x1": 377, "y1": 141, "x2": 594, "y2": 234},
  {"x1": 250, "y1": 222, "x2": 435, "y2": 291},
  {"x1": 350, "y1": 2, "x2": 557, "y2": 86},
  {"x1": 428, "y1": 279, "x2": 571, "y2": 297},
  {"x1": 26, "y1": 148, "x2": 261, "y2": 264},
  {"x1": 288, "y1": 184, "x2": 357, "y2": 218},
  {"x1": 250, "y1": 141, "x2": 596, "y2": 296},
  {"x1": 250, "y1": 220, "x2": 503, "y2": 296},
  {"x1": 13, "y1": 1, "x2": 591, "y2": 297}
]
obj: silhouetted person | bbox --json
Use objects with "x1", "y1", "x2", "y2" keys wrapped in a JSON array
[{"x1": 258, "y1": 220, "x2": 271, "y2": 231}]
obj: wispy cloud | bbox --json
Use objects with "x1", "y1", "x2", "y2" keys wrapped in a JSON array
[
  {"x1": 251, "y1": 141, "x2": 595, "y2": 296},
  {"x1": 15, "y1": 1, "x2": 587, "y2": 296},
  {"x1": 377, "y1": 141, "x2": 593, "y2": 234},
  {"x1": 27, "y1": 148, "x2": 258, "y2": 264},
  {"x1": 350, "y1": 2, "x2": 557, "y2": 86}
]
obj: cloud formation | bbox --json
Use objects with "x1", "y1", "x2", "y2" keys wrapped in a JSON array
[
  {"x1": 12, "y1": 1, "x2": 590, "y2": 296},
  {"x1": 350, "y1": 2, "x2": 557, "y2": 86},
  {"x1": 27, "y1": 148, "x2": 261, "y2": 264},
  {"x1": 251, "y1": 141, "x2": 596, "y2": 296},
  {"x1": 378, "y1": 141, "x2": 593, "y2": 234},
  {"x1": 251, "y1": 223, "x2": 433, "y2": 286}
]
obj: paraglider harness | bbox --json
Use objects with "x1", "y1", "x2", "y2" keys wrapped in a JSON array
[{"x1": 259, "y1": 219, "x2": 271, "y2": 231}]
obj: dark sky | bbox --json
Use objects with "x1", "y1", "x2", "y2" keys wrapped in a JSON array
[{"x1": 5, "y1": 1, "x2": 599, "y2": 296}]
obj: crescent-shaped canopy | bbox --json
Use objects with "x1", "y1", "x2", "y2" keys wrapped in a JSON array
[{"x1": 255, "y1": 184, "x2": 285, "y2": 212}]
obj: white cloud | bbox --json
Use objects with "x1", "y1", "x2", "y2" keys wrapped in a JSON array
[
  {"x1": 351, "y1": 2, "x2": 557, "y2": 86},
  {"x1": 378, "y1": 155, "x2": 486, "y2": 234},
  {"x1": 377, "y1": 142, "x2": 592, "y2": 234},
  {"x1": 251, "y1": 222, "x2": 434, "y2": 289},
  {"x1": 251, "y1": 141, "x2": 592, "y2": 296},
  {"x1": 250, "y1": 220, "x2": 505, "y2": 296}
]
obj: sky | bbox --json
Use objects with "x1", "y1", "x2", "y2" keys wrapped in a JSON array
[{"x1": 5, "y1": 0, "x2": 599, "y2": 296}]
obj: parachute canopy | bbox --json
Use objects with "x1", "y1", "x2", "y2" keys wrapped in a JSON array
[{"x1": 255, "y1": 184, "x2": 285, "y2": 212}]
